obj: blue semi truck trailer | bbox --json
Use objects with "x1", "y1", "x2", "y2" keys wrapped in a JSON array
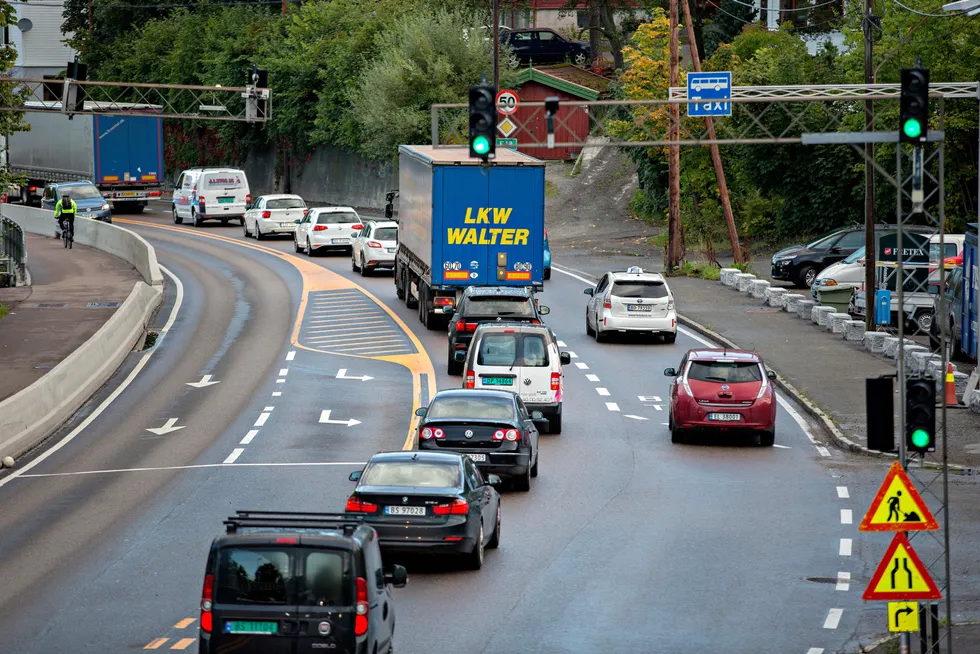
[{"x1": 392, "y1": 145, "x2": 546, "y2": 328}]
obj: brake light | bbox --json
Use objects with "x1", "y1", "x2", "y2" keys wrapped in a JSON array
[
  {"x1": 198, "y1": 195, "x2": 205, "y2": 204},
  {"x1": 245, "y1": 194, "x2": 251, "y2": 205},
  {"x1": 368, "y1": 240, "x2": 382, "y2": 248},
  {"x1": 603, "y1": 300, "x2": 611, "y2": 309},
  {"x1": 303, "y1": 208, "x2": 309, "y2": 215},
  {"x1": 352, "y1": 224, "x2": 363, "y2": 230},
  {"x1": 261, "y1": 210, "x2": 271, "y2": 219},
  {"x1": 551, "y1": 372, "x2": 560, "y2": 391},
  {"x1": 29, "y1": 186, "x2": 37, "y2": 191},
  {"x1": 465, "y1": 371, "x2": 475, "y2": 388},
  {"x1": 345, "y1": 497, "x2": 378, "y2": 513},
  {"x1": 313, "y1": 225, "x2": 327, "y2": 231},
  {"x1": 354, "y1": 577, "x2": 369, "y2": 636},
  {"x1": 433, "y1": 499, "x2": 469, "y2": 515},
  {"x1": 200, "y1": 573, "x2": 214, "y2": 633},
  {"x1": 493, "y1": 430, "x2": 505, "y2": 440},
  {"x1": 275, "y1": 537, "x2": 298, "y2": 544},
  {"x1": 421, "y1": 427, "x2": 433, "y2": 440},
  {"x1": 433, "y1": 297, "x2": 454, "y2": 307},
  {"x1": 528, "y1": 319, "x2": 541, "y2": 325},
  {"x1": 505, "y1": 429, "x2": 519, "y2": 441},
  {"x1": 457, "y1": 321, "x2": 478, "y2": 333}
]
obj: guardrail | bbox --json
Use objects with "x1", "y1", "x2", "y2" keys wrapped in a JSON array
[{"x1": 0, "y1": 215, "x2": 27, "y2": 287}]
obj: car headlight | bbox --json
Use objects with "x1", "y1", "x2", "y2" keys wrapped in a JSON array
[
  {"x1": 821, "y1": 279, "x2": 838, "y2": 287},
  {"x1": 101, "y1": 203, "x2": 110, "y2": 211}
]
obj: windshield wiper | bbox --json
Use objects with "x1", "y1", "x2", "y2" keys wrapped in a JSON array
[{"x1": 705, "y1": 376, "x2": 727, "y2": 382}]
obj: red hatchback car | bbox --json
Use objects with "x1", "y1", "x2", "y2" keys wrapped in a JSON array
[{"x1": 664, "y1": 349, "x2": 777, "y2": 446}]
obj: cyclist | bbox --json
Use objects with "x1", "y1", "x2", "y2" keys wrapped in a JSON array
[{"x1": 54, "y1": 193, "x2": 77, "y2": 248}]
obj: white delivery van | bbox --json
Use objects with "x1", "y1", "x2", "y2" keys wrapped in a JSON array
[{"x1": 172, "y1": 167, "x2": 251, "y2": 227}]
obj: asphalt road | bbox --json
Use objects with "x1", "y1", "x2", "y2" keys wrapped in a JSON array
[{"x1": 0, "y1": 205, "x2": 881, "y2": 653}]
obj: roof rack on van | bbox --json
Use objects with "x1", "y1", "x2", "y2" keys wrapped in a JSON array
[{"x1": 224, "y1": 510, "x2": 366, "y2": 536}]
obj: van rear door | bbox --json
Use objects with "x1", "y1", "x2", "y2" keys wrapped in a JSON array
[
  {"x1": 294, "y1": 546, "x2": 359, "y2": 654},
  {"x1": 517, "y1": 331, "x2": 555, "y2": 405},
  {"x1": 202, "y1": 170, "x2": 248, "y2": 215}
]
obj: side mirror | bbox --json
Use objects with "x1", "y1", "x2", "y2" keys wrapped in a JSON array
[
  {"x1": 583, "y1": 288, "x2": 594, "y2": 296},
  {"x1": 487, "y1": 474, "x2": 503, "y2": 486},
  {"x1": 454, "y1": 350, "x2": 467, "y2": 362},
  {"x1": 767, "y1": 370, "x2": 777, "y2": 380},
  {"x1": 384, "y1": 205, "x2": 394, "y2": 219},
  {"x1": 663, "y1": 367, "x2": 677, "y2": 377},
  {"x1": 348, "y1": 470, "x2": 362, "y2": 482},
  {"x1": 414, "y1": 407, "x2": 427, "y2": 417},
  {"x1": 560, "y1": 352, "x2": 571, "y2": 366},
  {"x1": 443, "y1": 306, "x2": 455, "y2": 316},
  {"x1": 384, "y1": 564, "x2": 408, "y2": 588},
  {"x1": 830, "y1": 246, "x2": 841, "y2": 253},
  {"x1": 294, "y1": 219, "x2": 301, "y2": 224},
  {"x1": 538, "y1": 305, "x2": 550, "y2": 315}
]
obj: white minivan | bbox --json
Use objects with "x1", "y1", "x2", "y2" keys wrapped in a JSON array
[
  {"x1": 462, "y1": 323, "x2": 571, "y2": 434},
  {"x1": 172, "y1": 167, "x2": 251, "y2": 227}
]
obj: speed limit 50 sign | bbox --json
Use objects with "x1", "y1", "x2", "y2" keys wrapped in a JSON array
[{"x1": 495, "y1": 89, "x2": 520, "y2": 115}]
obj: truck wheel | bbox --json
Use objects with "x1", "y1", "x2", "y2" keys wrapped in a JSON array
[
  {"x1": 418, "y1": 287, "x2": 429, "y2": 327},
  {"x1": 395, "y1": 267, "x2": 406, "y2": 300},
  {"x1": 406, "y1": 275, "x2": 419, "y2": 310},
  {"x1": 172, "y1": 206, "x2": 183, "y2": 225},
  {"x1": 544, "y1": 267, "x2": 551, "y2": 280}
]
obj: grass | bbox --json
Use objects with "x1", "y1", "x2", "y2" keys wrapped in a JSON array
[
  {"x1": 544, "y1": 180, "x2": 559, "y2": 199},
  {"x1": 0, "y1": 303, "x2": 8, "y2": 321}
]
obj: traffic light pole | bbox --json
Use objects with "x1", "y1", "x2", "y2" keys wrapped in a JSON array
[{"x1": 492, "y1": 0, "x2": 500, "y2": 93}]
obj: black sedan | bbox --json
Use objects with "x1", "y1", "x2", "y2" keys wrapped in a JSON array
[
  {"x1": 414, "y1": 389, "x2": 544, "y2": 491},
  {"x1": 345, "y1": 451, "x2": 501, "y2": 569}
]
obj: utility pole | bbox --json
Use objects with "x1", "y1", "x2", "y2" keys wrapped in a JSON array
[
  {"x1": 863, "y1": 2, "x2": 876, "y2": 330},
  {"x1": 281, "y1": 0, "x2": 288, "y2": 16},
  {"x1": 681, "y1": 0, "x2": 742, "y2": 264},
  {"x1": 493, "y1": 0, "x2": 500, "y2": 92},
  {"x1": 667, "y1": 0, "x2": 681, "y2": 270},
  {"x1": 87, "y1": 0, "x2": 94, "y2": 32}
]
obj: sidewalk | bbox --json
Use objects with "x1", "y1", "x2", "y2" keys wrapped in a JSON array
[
  {"x1": 865, "y1": 622, "x2": 980, "y2": 653},
  {"x1": 0, "y1": 233, "x2": 141, "y2": 402}
]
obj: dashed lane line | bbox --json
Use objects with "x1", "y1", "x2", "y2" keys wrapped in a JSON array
[
  {"x1": 144, "y1": 638, "x2": 167, "y2": 650},
  {"x1": 286, "y1": 351, "x2": 296, "y2": 361},
  {"x1": 279, "y1": 368, "x2": 289, "y2": 376},
  {"x1": 241, "y1": 430, "x2": 259, "y2": 445},
  {"x1": 173, "y1": 618, "x2": 195, "y2": 629},
  {"x1": 170, "y1": 638, "x2": 195, "y2": 650},
  {"x1": 837, "y1": 486, "x2": 849, "y2": 499},
  {"x1": 264, "y1": 406, "x2": 274, "y2": 411},
  {"x1": 254, "y1": 413, "x2": 271, "y2": 427},
  {"x1": 624, "y1": 415, "x2": 649, "y2": 421},
  {"x1": 276, "y1": 378, "x2": 286, "y2": 384},
  {"x1": 557, "y1": 340, "x2": 567, "y2": 347},
  {"x1": 585, "y1": 374, "x2": 600, "y2": 382},
  {"x1": 840, "y1": 509, "x2": 853, "y2": 525},
  {"x1": 574, "y1": 362, "x2": 589, "y2": 370},
  {"x1": 605, "y1": 402, "x2": 620, "y2": 412},
  {"x1": 823, "y1": 609, "x2": 843, "y2": 629},
  {"x1": 596, "y1": 387, "x2": 610, "y2": 396},
  {"x1": 840, "y1": 539, "x2": 852, "y2": 556},
  {"x1": 807, "y1": 649, "x2": 825, "y2": 654},
  {"x1": 567, "y1": 351, "x2": 578, "y2": 358},
  {"x1": 20, "y1": 461, "x2": 369, "y2": 478},
  {"x1": 224, "y1": 448, "x2": 244, "y2": 464},
  {"x1": 272, "y1": 392, "x2": 282, "y2": 397},
  {"x1": 835, "y1": 572, "x2": 851, "y2": 591}
]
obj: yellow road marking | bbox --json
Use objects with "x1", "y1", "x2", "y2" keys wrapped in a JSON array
[
  {"x1": 170, "y1": 638, "x2": 196, "y2": 650},
  {"x1": 144, "y1": 638, "x2": 168, "y2": 649},
  {"x1": 116, "y1": 219, "x2": 436, "y2": 451},
  {"x1": 174, "y1": 618, "x2": 196, "y2": 629},
  {"x1": 306, "y1": 322, "x2": 390, "y2": 333},
  {"x1": 308, "y1": 336, "x2": 406, "y2": 346}
]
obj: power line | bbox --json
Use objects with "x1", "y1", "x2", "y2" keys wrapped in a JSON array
[
  {"x1": 11, "y1": 0, "x2": 298, "y2": 8},
  {"x1": 712, "y1": 4, "x2": 849, "y2": 29},
  {"x1": 894, "y1": 8, "x2": 979, "y2": 40},
  {"x1": 884, "y1": 0, "x2": 972, "y2": 16}
]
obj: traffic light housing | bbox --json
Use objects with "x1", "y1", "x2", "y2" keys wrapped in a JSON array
[
  {"x1": 67, "y1": 58, "x2": 87, "y2": 113},
  {"x1": 469, "y1": 85, "x2": 496, "y2": 160},
  {"x1": 250, "y1": 65, "x2": 269, "y2": 120},
  {"x1": 899, "y1": 67, "x2": 929, "y2": 143},
  {"x1": 866, "y1": 377, "x2": 895, "y2": 453},
  {"x1": 905, "y1": 378, "x2": 936, "y2": 454}
]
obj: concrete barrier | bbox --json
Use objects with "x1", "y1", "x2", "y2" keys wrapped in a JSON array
[
  {"x1": 864, "y1": 331, "x2": 888, "y2": 353},
  {"x1": 843, "y1": 321, "x2": 866, "y2": 341},
  {"x1": 813, "y1": 306, "x2": 835, "y2": 327},
  {"x1": 766, "y1": 287, "x2": 788, "y2": 307},
  {"x1": 902, "y1": 345, "x2": 929, "y2": 370},
  {"x1": 783, "y1": 293, "x2": 805, "y2": 312},
  {"x1": 911, "y1": 351, "x2": 941, "y2": 375},
  {"x1": 734, "y1": 273, "x2": 757, "y2": 292},
  {"x1": 968, "y1": 388, "x2": 980, "y2": 414},
  {"x1": 748, "y1": 279, "x2": 770, "y2": 299},
  {"x1": 720, "y1": 268, "x2": 740, "y2": 285},
  {"x1": 883, "y1": 337, "x2": 917, "y2": 359},
  {"x1": 797, "y1": 299, "x2": 816, "y2": 320},
  {"x1": 828, "y1": 312, "x2": 851, "y2": 333}
]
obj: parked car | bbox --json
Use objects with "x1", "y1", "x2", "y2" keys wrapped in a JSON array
[
  {"x1": 502, "y1": 29, "x2": 591, "y2": 67},
  {"x1": 929, "y1": 265, "x2": 967, "y2": 360},
  {"x1": 584, "y1": 266, "x2": 677, "y2": 343},
  {"x1": 352, "y1": 220, "x2": 398, "y2": 275},
  {"x1": 243, "y1": 194, "x2": 307, "y2": 240},
  {"x1": 544, "y1": 228, "x2": 552, "y2": 280},
  {"x1": 664, "y1": 348, "x2": 778, "y2": 446},
  {"x1": 463, "y1": 24, "x2": 512, "y2": 43},
  {"x1": 41, "y1": 181, "x2": 111, "y2": 223},
  {"x1": 172, "y1": 167, "x2": 251, "y2": 227},
  {"x1": 294, "y1": 206, "x2": 364, "y2": 256}
]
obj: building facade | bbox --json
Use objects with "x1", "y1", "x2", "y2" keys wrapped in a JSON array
[{"x1": 7, "y1": 2, "x2": 77, "y2": 78}]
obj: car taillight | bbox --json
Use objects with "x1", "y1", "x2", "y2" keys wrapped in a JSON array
[
  {"x1": 313, "y1": 225, "x2": 327, "y2": 231},
  {"x1": 528, "y1": 319, "x2": 541, "y2": 325},
  {"x1": 355, "y1": 577, "x2": 368, "y2": 636},
  {"x1": 421, "y1": 427, "x2": 433, "y2": 440},
  {"x1": 465, "y1": 372, "x2": 475, "y2": 388},
  {"x1": 603, "y1": 300, "x2": 611, "y2": 309},
  {"x1": 198, "y1": 195, "x2": 205, "y2": 204},
  {"x1": 667, "y1": 298, "x2": 675, "y2": 311},
  {"x1": 352, "y1": 224, "x2": 363, "y2": 230},
  {"x1": 505, "y1": 429, "x2": 519, "y2": 441},
  {"x1": 457, "y1": 321, "x2": 477, "y2": 333},
  {"x1": 303, "y1": 208, "x2": 309, "y2": 215},
  {"x1": 551, "y1": 372, "x2": 560, "y2": 391},
  {"x1": 261, "y1": 210, "x2": 271, "y2": 219},
  {"x1": 433, "y1": 428, "x2": 445, "y2": 439},
  {"x1": 245, "y1": 194, "x2": 251, "y2": 205},
  {"x1": 345, "y1": 497, "x2": 378, "y2": 513},
  {"x1": 757, "y1": 365, "x2": 770, "y2": 399},
  {"x1": 681, "y1": 375, "x2": 694, "y2": 397},
  {"x1": 200, "y1": 573, "x2": 214, "y2": 634},
  {"x1": 433, "y1": 499, "x2": 469, "y2": 515},
  {"x1": 368, "y1": 240, "x2": 382, "y2": 248},
  {"x1": 493, "y1": 430, "x2": 505, "y2": 440}
]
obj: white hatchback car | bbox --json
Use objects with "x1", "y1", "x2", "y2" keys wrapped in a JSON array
[
  {"x1": 351, "y1": 220, "x2": 399, "y2": 275},
  {"x1": 294, "y1": 206, "x2": 364, "y2": 256},
  {"x1": 243, "y1": 194, "x2": 307, "y2": 240},
  {"x1": 462, "y1": 322, "x2": 571, "y2": 434},
  {"x1": 584, "y1": 266, "x2": 677, "y2": 343}
]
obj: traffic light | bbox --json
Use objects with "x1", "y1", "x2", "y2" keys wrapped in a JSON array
[
  {"x1": 905, "y1": 378, "x2": 936, "y2": 454},
  {"x1": 866, "y1": 377, "x2": 895, "y2": 452},
  {"x1": 899, "y1": 67, "x2": 929, "y2": 143},
  {"x1": 250, "y1": 65, "x2": 269, "y2": 120},
  {"x1": 67, "y1": 58, "x2": 87, "y2": 113},
  {"x1": 468, "y1": 85, "x2": 496, "y2": 160}
]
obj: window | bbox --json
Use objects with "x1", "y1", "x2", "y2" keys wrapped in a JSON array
[
  {"x1": 806, "y1": 231, "x2": 843, "y2": 250},
  {"x1": 215, "y1": 548, "x2": 291, "y2": 605},
  {"x1": 182, "y1": 174, "x2": 196, "y2": 190},
  {"x1": 63, "y1": 185, "x2": 103, "y2": 200},
  {"x1": 511, "y1": 31, "x2": 533, "y2": 43},
  {"x1": 842, "y1": 247, "x2": 866, "y2": 264},
  {"x1": 317, "y1": 211, "x2": 360, "y2": 224},
  {"x1": 267, "y1": 197, "x2": 306, "y2": 210},
  {"x1": 300, "y1": 550, "x2": 353, "y2": 606},
  {"x1": 360, "y1": 461, "x2": 461, "y2": 488},
  {"x1": 577, "y1": 10, "x2": 591, "y2": 28},
  {"x1": 426, "y1": 396, "x2": 517, "y2": 421},
  {"x1": 687, "y1": 360, "x2": 763, "y2": 383},
  {"x1": 595, "y1": 275, "x2": 610, "y2": 293},
  {"x1": 610, "y1": 281, "x2": 668, "y2": 299},
  {"x1": 465, "y1": 297, "x2": 534, "y2": 318},
  {"x1": 463, "y1": 459, "x2": 482, "y2": 490},
  {"x1": 478, "y1": 334, "x2": 518, "y2": 366},
  {"x1": 538, "y1": 30, "x2": 562, "y2": 42},
  {"x1": 374, "y1": 227, "x2": 398, "y2": 241},
  {"x1": 929, "y1": 243, "x2": 958, "y2": 261},
  {"x1": 522, "y1": 335, "x2": 549, "y2": 367},
  {"x1": 836, "y1": 231, "x2": 865, "y2": 249}
]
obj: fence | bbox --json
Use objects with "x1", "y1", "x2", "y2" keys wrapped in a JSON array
[{"x1": 0, "y1": 215, "x2": 27, "y2": 287}]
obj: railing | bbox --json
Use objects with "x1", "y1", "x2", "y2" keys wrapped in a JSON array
[{"x1": 0, "y1": 215, "x2": 27, "y2": 287}]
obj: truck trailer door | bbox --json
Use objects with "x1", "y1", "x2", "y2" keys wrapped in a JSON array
[{"x1": 436, "y1": 166, "x2": 491, "y2": 286}]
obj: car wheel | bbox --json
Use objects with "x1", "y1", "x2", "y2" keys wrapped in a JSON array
[
  {"x1": 798, "y1": 266, "x2": 816, "y2": 288},
  {"x1": 760, "y1": 430, "x2": 775, "y2": 447},
  {"x1": 585, "y1": 310, "x2": 595, "y2": 336},
  {"x1": 447, "y1": 347, "x2": 463, "y2": 376},
  {"x1": 913, "y1": 310, "x2": 933, "y2": 335},
  {"x1": 486, "y1": 506, "x2": 501, "y2": 549},
  {"x1": 465, "y1": 524, "x2": 484, "y2": 570},
  {"x1": 544, "y1": 267, "x2": 551, "y2": 280},
  {"x1": 352, "y1": 251, "x2": 360, "y2": 271},
  {"x1": 243, "y1": 219, "x2": 250, "y2": 237},
  {"x1": 513, "y1": 459, "x2": 532, "y2": 492},
  {"x1": 359, "y1": 254, "x2": 369, "y2": 277},
  {"x1": 548, "y1": 407, "x2": 562, "y2": 435},
  {"x1": 595, "y1": 319, "x2": 606, "y2": 343},
  {"x1": 239, "y1": 216, "x2": 245, "y2": 226},
  {"x1": 255, "y1": 223, "x2": 265, "y2": 240},
  {"x1": 670, "y1": 426, "x2": 684, "y2": 444},
  {"x1": 192, "y1": 210, "x2": 202, "y2": 227},
  {"x1": 293, "y1": 235, "x2": 301, "y2": 253},
  {"x1": 663, "y1": 332, "x2": 677, "y2": 344},
  {"x1": 172, "y1": 206, "x2": 183, "y2": 225},
  {"x1": 530, "y1": 452, "x2": 538, "y2": 478},
  {"x1": 573, "y1": 52, "x2": 588, "y2": 66},
  {"x1": 306, "y1": 238, "x2": 313, "y2": 257}
]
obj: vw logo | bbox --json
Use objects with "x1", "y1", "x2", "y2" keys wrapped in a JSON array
[
  {"x1": 402, "y1": 496, "x2": 408, "y2": 504},
  {"x1": 317, "y1": 621, "x2": 331, "y2": 636},
  {"x1": 464, "y1": 430, "x2": 474, "y2": 439},
  {"x1": 721, "y1": 384, "x2": 730, "y2": 390},
  {"x1": 524, "y1": 378, "x2": 532, "y2": 386}
]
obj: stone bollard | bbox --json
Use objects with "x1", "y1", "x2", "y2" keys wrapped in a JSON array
[
  {"x1": 968, "y1": 388, "x2": 980, "y2": 414},
  {"x1": 784, "y1": 294, "x2": 805, "y2": 313},
  {"x1": 954, "y1": 371, "x2": 970, "y2": 398},
  {"x1": 863, "y1": 331, "x2": 888, "y2": 354},
  {"x1": 749, "y1": 279, "x2": 771, "y2": 299},
  {"x1": 813, "y1": 306, "x2": 835, "y2": 327},
  {"x1": 765, "y1": 287, "x2": 789, "y2": 307},
  {"x1": 925, "y1": 358, "x2": 955, "y2": 381},
  {"x1": 883, "y1": 337, "x2": 917, "y2": 359},
  {"x1": 903, "y1": 345, "x2": 929, "y2": 370},
  {"x1": 797, "y1": 299, "x2": 817, "y2": 320},
  {"x1": 720, "y1": 268, "x2": 740, "y2": 286},
  {"x1": 843, "y1": 320, "x2": 866, "y2": 341},
  {"x1": 828, "y1": 312, "x2": 851, "y2": 333},
  {"x1": 910, "y1": 350, "x2": 940, "y2": 375},
  {"x1": 735, "y1": 273, "x2": 757, "y2": 293}
]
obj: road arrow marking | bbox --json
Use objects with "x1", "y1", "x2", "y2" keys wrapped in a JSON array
[
  {"x1": 146, "y1": 418, "x2": 185, "y2": 435},
  {"x1": 336, "y1": 368, "x2": 374, "y2": 382},
  {"x1": 319, "y1": 410, "x2": 362, "y2": 427},
  {"x1": 186, "y1": 375, "x2": 220, "y2": 388},
  {"x1": 624, "y1": 414, "x2": 648, "y2": 420}
]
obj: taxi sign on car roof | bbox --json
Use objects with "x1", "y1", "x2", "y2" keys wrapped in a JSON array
[{"x1": 626, "y1": 266, "x2": 643, "y2": 274}]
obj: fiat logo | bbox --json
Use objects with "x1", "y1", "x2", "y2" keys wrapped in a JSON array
[
  {"x1": 317, "y1": 621, "x2": 331, "y2": 636},
  {"x1": 464, "y1": 430, "x2": 474, "y2": 439}
]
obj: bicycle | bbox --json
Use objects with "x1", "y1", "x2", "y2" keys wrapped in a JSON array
[{"x1": 60, "y1": 218, "x2": 74, "y2": 249}]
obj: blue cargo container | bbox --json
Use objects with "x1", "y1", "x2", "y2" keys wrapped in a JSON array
[
  {"x1": 963, "y1": 223, "x2": 978, "y2": 359},
  {"x1": 393, "y1": 145, "x2": 546, "y2": 328}
]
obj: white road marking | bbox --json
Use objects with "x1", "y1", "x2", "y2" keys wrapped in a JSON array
[
  {"x1": 319, "y1": 410, "x2": 362, "y2": 427},
  {"x1": 823, "y1": 608, "x2": 843, "y2": 629},
  {"x1": 278, "y1": 368, "x2": 289, "y2": 376},
  {"x1": 837, "y1": 486, "x2": 849, "y2": 499},
  {"x1": 652, "y1": 405, "x2": 663, "y2": 411},
  {"x1": 254, "y1": 413, "x2": 271, "y2": 427},
  {"x1": 272, "y1": 391, "x2": 282, "y2": 397},
  {"x1": 839, "y1": 538, "x2": 852, "y2": 556},
  {"x1": 0, "y1": 265, "x2": 184, "y2": 489},
  {"x1": 276, "y1": 378, "x2": 286, "y2": 384},
  {"x1": 624, "y1": 415, "x2": 649, "y2": 420},
  {"x1": 557, "y1": 340, "x2": 567, "y2": 347},
  {"x1": 661, "y1": 422, "x2": 670, "y2": 425},
  {"x1": 567, "y1": 351, "x2": 578, "y2": 358},
  {"x1": 145, "y1": 418, "x2": 185, "y2": 436},
  {"x1": 186, "y1": 374, "x2": 220, "y2": 388},
  {"x1": 286, "y1": 351, "x2": 296, "y2": 361},
  {"x1": 224, "y1": 448, "x2": 244, "y2": 464},
  {"x1": 841, "y1": 509, "x2": 853, "y2": 525},
  {"x1": 552, "y1": 265, "x2": 597, "y2": 285},
  {"x1": 836, "y1": 572, "x2": 851, "y2": 591},
  {"x1": 585, "y1": 374, "x2": 600, "y2": 382},
  {"x1": 596, "y1": 387, "x2": 610, "y2": 396},
  {"x1": 605, "y1": 402, "x2": 620, "y2": 412},
  {"x1": 241, "y1": 430, "x2": 259, "y2": 445},
  {"x1": 772, "y1": 444, "x2": 792, "y2": 449},
  {"x1": 574, "y1": 362, "x2": 589, "y2": 370},
  {"x1": 816, "y1": 446, "x2": 831, "y2": 457},
  {"x1": 336, "y1": 368, "x2": 374, "y2": 381},
  {"x1": 807, "y1": 649, "x2": 825, "y2": 654},
  {"x1": 638, "y1": 395, "x2": 662, "y2": 403},
  {"x1": 264, "y1": 406, "x2": 274, "y2": 411},
  {"x1": 20, "y1": 461, "x2": 369, "y2": 478}
]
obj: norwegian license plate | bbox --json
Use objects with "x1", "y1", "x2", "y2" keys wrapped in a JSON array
[
  {"x1": 708, "y1": 413, "x2": 741, "y2": 422},
  {"x1": 386, "y1": 248, "x2": 396, "y2": 253},
  {"x1": 467, "y1": 453, "x2": 487, "y2": 462},
  {"x1": 628, "y1": 304, "x2": 653, "y2": 312},
  {"x1": 217, "y1": 197, "x2": 234, "y2": 204},
  {"x1": 385, "y1": 506, "x2": 425, "y2": 516},
  {"x1": 122, "y1": 191, "x2": 136, "y2": 197},
  {"x1": 332, "y1": 238, "x2": 349, "y2": 244},
  {"x1": 225, "y1": 621, "x2": 278, "y2": 635},
  {"x1": 481, "y1": 376, "x2": 513, "y2": 386}
]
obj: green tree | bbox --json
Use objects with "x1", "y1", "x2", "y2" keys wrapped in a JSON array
[
  {"x1": 701, "y1": 0, "x2": 756, "y2": 59},
  {"x1": 0, "y1": 1, "x2": 29, "y2": 192}
]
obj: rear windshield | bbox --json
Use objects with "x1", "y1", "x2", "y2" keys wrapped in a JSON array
[
  {"x1": 360, "y1": 461, "x2": 461, "y2": 488},
  {"x1": 477, "y1": 333, "x2": 549, "y2": 367},
  {"x1": 426, "y1": 396, "x2": 516, "y2": 421},
  {"x1": 464, "y1": 297, "x2": 534, "y2": 318},
  {"x1": 843, "y1": 247, "x2": 865, "y2": 264},
  {"x1": 267, "y1": 198, "x2": 306, "y2": 210},
  {"x1": 203, "y1": 173, "x2": 245, "y2": 189},
  {"x1": 62, "y1": 185, "x2": 102, "y2": 200},
  {"x1": 216, "y1": 547, "x2": 353, "y2": 607},
  {"x1": 611, "y1": 281, "x2": 668, "y2": 299},
  {"x1": 317, "y1": 211, "x2": 360, "y2": 225},
  {"x1": 687, "y1": 360, "x2": 762, "y2": 383},
  {"x1": 374, "y1": 227, "x2": 398, "y2": 241}
]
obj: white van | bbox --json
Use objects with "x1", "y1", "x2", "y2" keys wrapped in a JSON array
[
  {"x1": 462, "y1": 323, "x2": 571, "y2": 434},
  {"x1": 172, "y1": 167, "x2": 251, "y2": 227}
]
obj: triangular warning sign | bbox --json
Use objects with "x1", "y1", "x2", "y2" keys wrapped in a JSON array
[
  {"x1": 859, "y1": 461, "x2": 939, "y2": 532},
  {"x1": 863, "y1": 533, "x2": 942, "y2": 601}
]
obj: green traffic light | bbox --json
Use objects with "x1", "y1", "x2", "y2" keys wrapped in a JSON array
[
  {"x1": 903, "y1": 118, "x2": 922, "y2": 139},
  {"x1": 911, "y1": 428, "x2": 931, "y2": 448},
  {"x1": 472, "y1": 135, "x2": 490, "y2": 155}
]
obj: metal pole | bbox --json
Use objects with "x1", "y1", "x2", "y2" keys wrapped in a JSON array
[
  {"x1": 939, "y1": 125, "x2": 954, "y2": 653},
  {"x1": 930, "y1": 603, "x2": 940, "y2": 653},
  {"x1": 88, "y1": 0, "x2": 94, "y2": 32},
  {"x1": 667, "y1": 0, "x2": 681, "y2": 270},
  {"x1": 493, "y1": 0, "x2": 500, "y2": 92},
  {"x1": 863, "y1": 4, "x2": 876, "y2": 330},
  {"x1": 897, "y1": 144, "x2": 906, "y2": 470}
]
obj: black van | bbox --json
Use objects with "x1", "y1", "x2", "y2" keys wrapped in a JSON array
[{"x1": 199, "y1": 511, "x2": 407, "y2": 654}]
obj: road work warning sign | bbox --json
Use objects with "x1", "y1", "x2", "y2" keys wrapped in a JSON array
[{"x1": 859, "y1": 461, "x2": 938, "y2": 532}]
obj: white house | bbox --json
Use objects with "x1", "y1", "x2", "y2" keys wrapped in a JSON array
[{"x1": 7, "y1": 2, "x2": 77, "y2": 78}]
